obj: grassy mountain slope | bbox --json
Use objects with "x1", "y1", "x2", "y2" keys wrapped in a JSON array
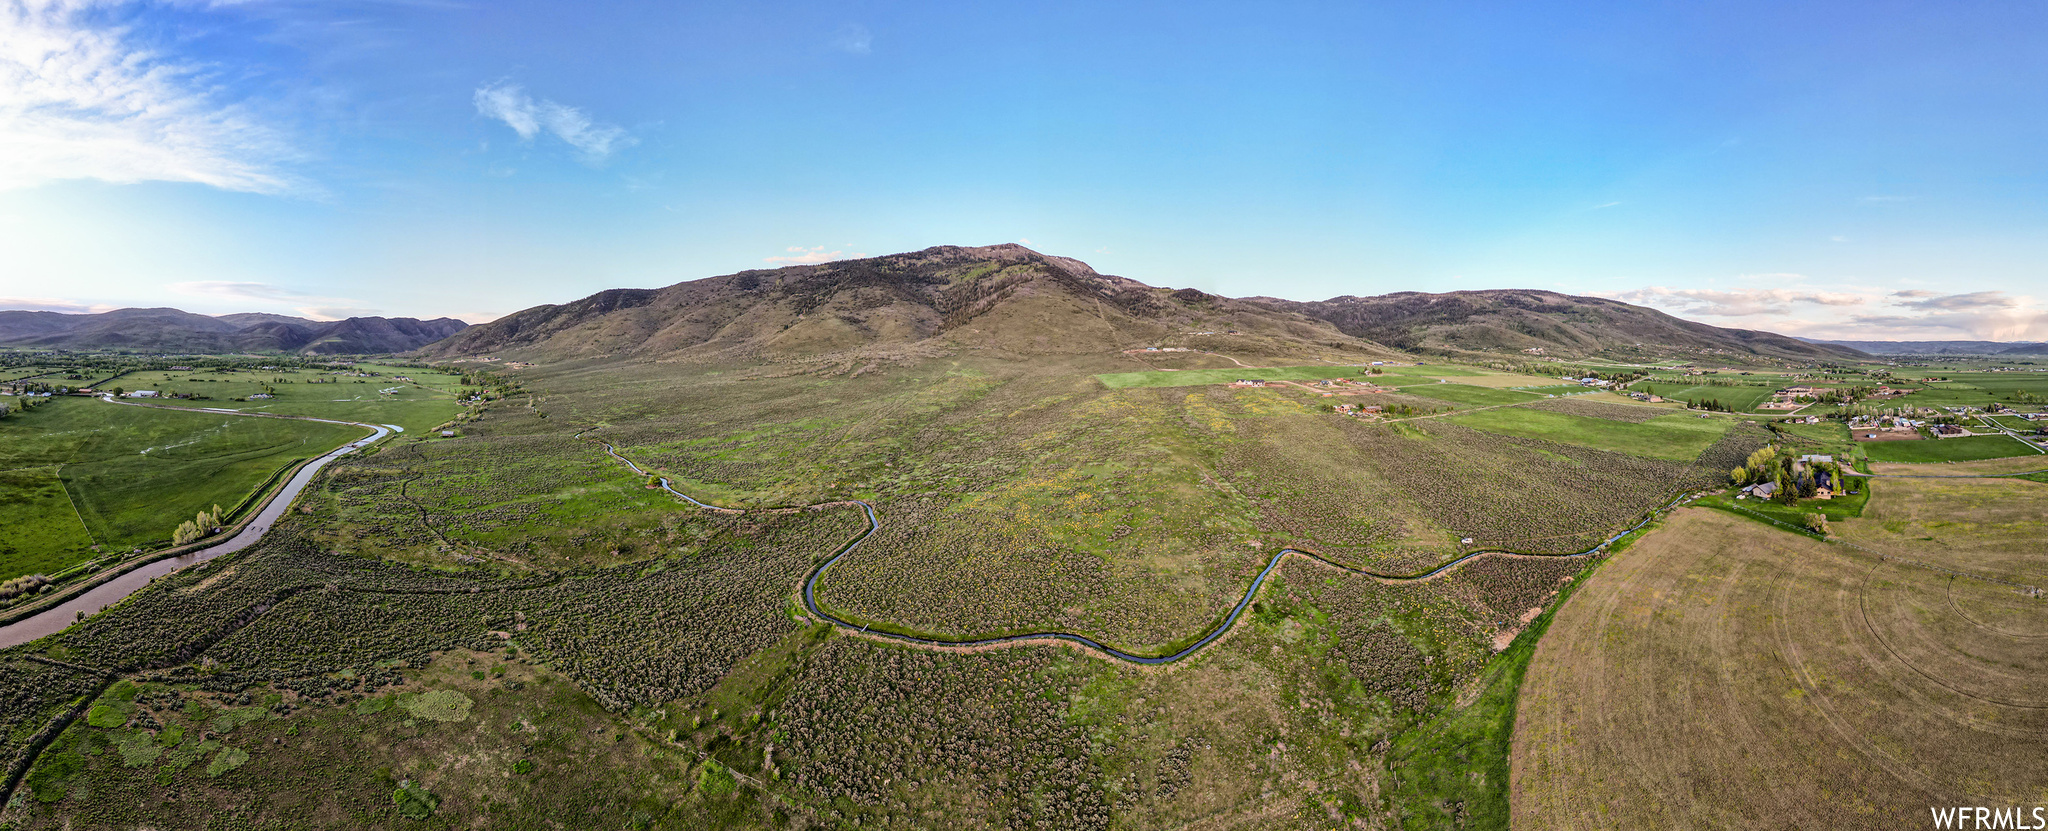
[
  {"x1": 431, "y1": 248, "x2": 1866, "y2": 366},
  {"x1": 1255, "y1": 289, "x2": 1869, "y2": 362},
  {"x1": 425, "y1": 244, "x2": 1397, "y2": 362}
]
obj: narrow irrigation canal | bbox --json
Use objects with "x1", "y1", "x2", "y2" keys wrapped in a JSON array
[
  {"x1": 0, "y1": 400, "x2": 391, "y2": 649},
  {"x1": 592, "y1": 435, "x2": 1689, "y2": 665}
]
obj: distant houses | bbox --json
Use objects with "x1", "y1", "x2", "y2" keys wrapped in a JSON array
[{"x1": 1230, "y1": 379, "x2": 1268, "y2": 388}]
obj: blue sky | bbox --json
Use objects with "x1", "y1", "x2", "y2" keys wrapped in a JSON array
[{"x1": 3, "y1": 0, "x2": 2045, "y2": 340}]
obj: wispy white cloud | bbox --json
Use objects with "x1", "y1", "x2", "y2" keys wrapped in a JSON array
[
  {"x1": 1888, "y1": 290, "x2": 2017, "y2": 312},
  {"x1": 0, "y1": 0, "x2": 300, "y2": 193},
  {"x1": 473, "y1": 81, "x2": 634, "y2": 164},
  {"x1": 765, "y1": 245, "x2": 866, "y2": 265},
  {"x1": 0, "y1": 295, "x2": 116, "y2": 314},
  {"x1": 831, "y1": 23, "x2": 872, "y2": 55},
  {"x1": 1860, "y1": 195, "x2": 1916, "y2": 204},
  {"x1": 1607, "y1": 282, "x2": 2048, "y2": 341},
  {"x1": 1591, "y1": 201, "x2": 1621, "y2": 209},
  {"x1": 1609, "y1": 286, "x2": 1867, "y2": 318},
  {"x1": 171, "y1": 280, "x2": 374, "y2": 320}
]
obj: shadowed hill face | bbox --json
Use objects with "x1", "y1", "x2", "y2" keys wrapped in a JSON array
[
  {"x1": 0, "y1": 308, "x2": 468, "y2": 354},
  {"x1": 424, "y1": 244, "x2": 1392, "y2": 361},
  {"x1": 1255, "y1": 289, "x2": 1869, "y2": 362}
]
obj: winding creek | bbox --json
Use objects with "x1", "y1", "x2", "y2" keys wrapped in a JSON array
[{"x1": 0, "y1": 399, "x2": 389, "y2": 649}]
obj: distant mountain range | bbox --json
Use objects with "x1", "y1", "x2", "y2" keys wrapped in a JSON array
[
  {"x1": 0, "y1": 307, "x2": 469, "y2": 354},
  {"x1": 1254, "y1": 289, "x2": 1864, "y2": 362},
  {"x1": 424, "y1": 244, "x2": 1869, "y2": 364},
  {"x1": 1798, "y1": 338, "x2": 2048, "y2": 357}
]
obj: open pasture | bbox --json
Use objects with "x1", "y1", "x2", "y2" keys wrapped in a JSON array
[
  {"x1": 1861, "y1": 433, "x2": 2035, "y2": 463},
  {"x1": 1094, "y1": 364, "x2": 1366, "y2": 389},
  {"x1": 1513, "y1": 507, "x2": 2048, "y2": 830},
  {"x1": 1394, "y1": 383, "x2": 1545, "y2": 408},
  {"x1": 1631, "y1": 381, "x2": 1778, "y2": 412},
  {"x1": 114, "y1": 364, "x2": 464, "y2": 433},
  {"x1": 1410, "y1": 371, "x2": 1561, "y2": 388},
  {"x1": 1836, "y1": 473, "x2": 2048, "y2": 585},
  {"x1": 0, "y1": 397, "x2": 364, "y2": 563},
  {"x1": 1445, "y1": 406, "x2": 1732, "y2": 462},
  {"x1": 1511, "y1": 384, "x2": 1589, "y2": 396},
  {"x1": 0, "y1": 467, "x2": 96, "y2": 580}
]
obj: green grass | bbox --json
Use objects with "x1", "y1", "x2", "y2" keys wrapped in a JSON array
[
  {"x1": 1633, "y1": 382, "x2": 1779, "y2": 412},
  {"x1": 1094, "y1": 365, "x2": 1369, "y2": 389},
  {"x1": 1381, "y1": 551, "x2": 1584, "y2": 828},
  {"x1": 0, "y1": 397, "x2": 365, "y2": 562},
  {"x1": 0, "y1": 466, "x2": 97, "y2": 580},
  {"x1": 1775, "y1": 421, "x2": 1851, "y2": 445},
  {"x1": 1862, "y1": 434, "x2": 2039, "y2": 463},
  {"x1": 1514, "y1": 385, "x2": 1591, "y2": 396},
  {"x1": 1445, "y1": 407, "x2": 1732, "y2": 461},
  {"x1": 1395, "y1": 384, "x2": 1545, "y2": 408},
  {"x1": 113, "y1": 365, "x2": 465, "y2": 433}
]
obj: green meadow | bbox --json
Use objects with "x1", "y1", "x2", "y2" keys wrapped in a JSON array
[
  {"x1": 110, "y1": 363, "x2": 465, "y2": 433},
  {"x1": 1446, "y1": 407, "x2": 1733, "y2": 461},
  {"x1": 1861, "y1": 434, "x2": 2039, "y2": 463},
  {"x1": 1633, "y1": 381, "x2": 1779, "y2": 412},
  {"x1": 0, "y1": 397, "x2": 365, "y2": 578},
  {"x1": 1396, "y1": 384, "x2": 1546, "y2": 408},
  {"x1": 1094, "y1": 365, "x2": 1366, "y2": 389}
]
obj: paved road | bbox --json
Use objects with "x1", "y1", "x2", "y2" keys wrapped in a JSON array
[{"x1": 0, "y1": 398, "x2": 389, "y2": 649}]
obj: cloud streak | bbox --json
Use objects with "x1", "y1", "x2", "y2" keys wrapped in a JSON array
[
  {"x1": 0, "y1": 0, "x2": 299, "y2": 193},
  {"x1": 764, "y1": 245, "x2": 866, "y2": 265},
  {"x1": 1611, "y1": 282, "x2": 2048, "y2": 341},
  {"x1": 0, "y1": 295, "x2": 115, "y2": 314},
  {"x1": 1610, "y1": 286, "x2": 1866, "y2": 318},
  {"x1": 831, "y1": 23, "x2": 873, "y2": 55},
  {"x1": 171, "y1": 280, "x2": 374, "y2": 320},
  {"x1": 474, "y1": 81, "x2": 635, "y2": 163},
  {"x1": 1888, "y1": 290, "x2": 2017, "y2": 312}
]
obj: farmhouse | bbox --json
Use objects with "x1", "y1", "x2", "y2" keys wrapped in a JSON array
[
  {"x1": 1740, "y1": 481, "x2": 1778, "y2": 499},
  {"x1": 1230, "y1": 379, "x2": 1268, "y2": 388},
  {"x1": 1933, "y1": 424, "x2": 1968, "y2": 437},
  {"x1": 127, "y1": 390, "x2": 158, "y2": 398}
]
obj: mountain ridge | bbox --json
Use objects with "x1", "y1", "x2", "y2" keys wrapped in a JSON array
[
  {"x1": 1252, "y1": 288, "x2": 1867, "y2": 362},
  {"x1": 423, "y1": 243, "x2": 1390, "y2": 362},
  {"x1": 427, "y1": 245, "x2": 1868, "y2": 365},
  {"x1": 1797, "y1": 338, "x2": 2048, "y2": 357},
  {"x1": 0, "y1": 308, "x2": 469, "y2": 355}
]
